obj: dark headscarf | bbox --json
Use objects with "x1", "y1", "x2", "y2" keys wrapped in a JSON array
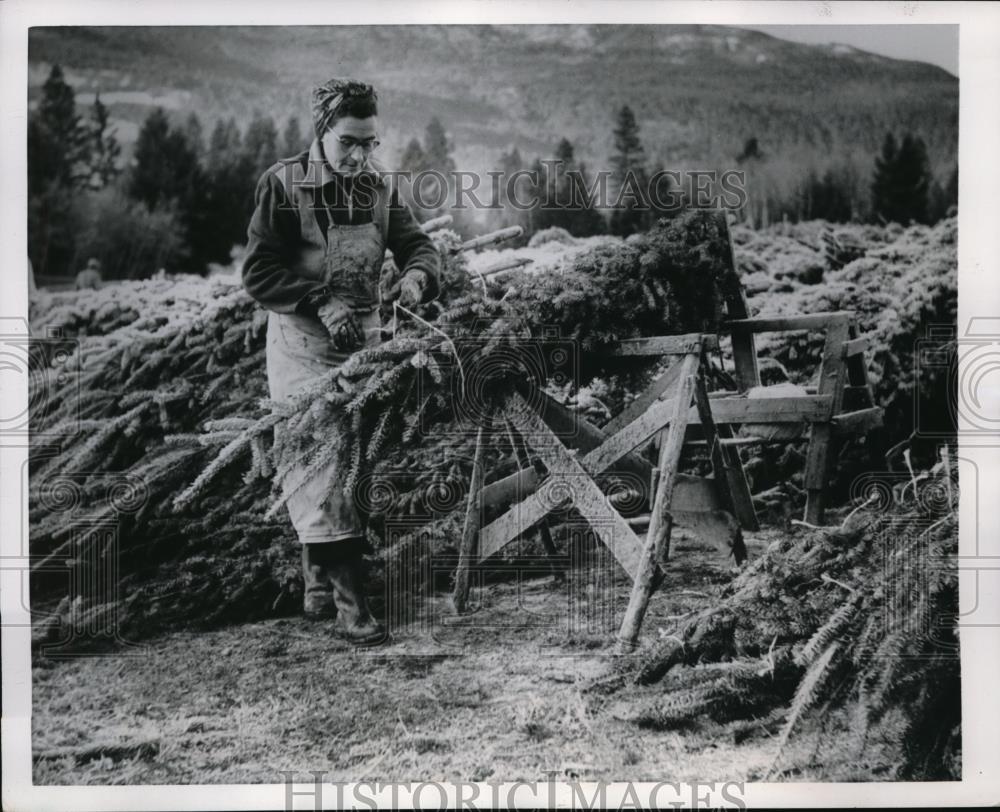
[{"x1": 311, "y1": 78, "x2": 377, "y2": 138}]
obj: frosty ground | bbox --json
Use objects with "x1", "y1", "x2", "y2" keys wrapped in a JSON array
[{"x1": 33, "y1": 526, "x2": 892, "y2": 785}]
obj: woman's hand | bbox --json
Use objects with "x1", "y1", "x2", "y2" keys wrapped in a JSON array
[
  {"x1": 317, "y1": 299, "x2": 365, "y2": 352},
  {"x1": 397, "y1": 270, "x2": 428, "y2": 308}
]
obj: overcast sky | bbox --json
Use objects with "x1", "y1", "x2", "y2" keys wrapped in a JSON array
[{"x1": 737, "y1": 25, "x2": 958, "y2": 76}]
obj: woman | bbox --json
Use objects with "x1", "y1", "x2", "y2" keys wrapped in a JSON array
[{"x1": 243, "y1": 79, "x2": 441, "y2": 643}]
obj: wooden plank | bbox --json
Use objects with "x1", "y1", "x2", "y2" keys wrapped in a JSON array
[
  {"x1": 673, "y1": 509, "x2": 744, "y2": 560},
  {"x1": 844, "y1": 322, "x2": 884, "y2": 469},
  {"x1": 626, "y1": 474, "x2": 726, "y2": 522},
  {"x1": 481, "y1": 378, "x2": 698, "y2": 558},
  {"x1": 600, "y1": 334, "x2": 718, "y2": 357},
  {"x1": 458, "y1": 226, "x2": 523, "y2": 253},
  {"x1": 479, "y1": 488, "x2": 552, "y2": 562},
  {"x1": 618, "y1": 354, "x2": 698, "y2": 649},
  {"x1": 479, "y1": 402, "x2": 666, "y2": 554},
  {"x1": 706, "y1": 396, "x2": 833, "y2": 423},
  {"x1": 726, "y1": 311, "x2": 853, "y2": 333},
  {"x1": 602, "y1": 353, "x2": 685, "y2": 436},
  {"x1": 686, "y1": 436, "x2": 770, "y2": 447},
  {"x1": 627, "y1": 507, "x2": 737, "y2": 556},
  {"x1": 694, "y1": 368, "x2": 759, "y2": 532},
  {"x1": 480, "y1": 466, "x2": 541, "y2": 513},
  {"x1": 717, "y1": 210, "x2": 760, "y2": 392},
  {"x1": 611, "y1": 394, "x2": 835, "y2": 426},
  {"x1": 845, "y1": 322, "x2": 877, "y2": 408},
  {"x1": 672, "y1": 473, "x2": 725, "y2": 512},
  {"x1": 530, "y1": 387, "x2": 653, "y2": 480},
  {"x1": 482, "y1": 257, "x2": 532, "y2": 278},
  {"x1": 832, "y1": 406, "x2": 884, "y2": 436},
  {"x1": 583, "y1": 392, "x2": 682, "y2": 475},
  {"x1": 482, "y1": 389, "x2": 828, "y2": 561},
  {"x1": 479, "y1": 388, "x2": 675, "y2": 562},
  {"x1": 694, "y1": 371, "x2": 735, "y2": 517},
  {"x1": 803, "y1": 318, "x2": 851, "y2": 523},
  {"x1": 504, "y1": 416, "x2": 561, "y2": 573},
  {"x1": 842, "y1": 334, "x2": 874, "y2": 358},
  {"x1": 453, "y1": 425, "x2": 486, "y2": 614},
  {"x1": 502, "y1": 394, "x2": 646, "y2": 580},
  {"x1": 480, "y1": 393, "x2": 830, "y2": 524}
]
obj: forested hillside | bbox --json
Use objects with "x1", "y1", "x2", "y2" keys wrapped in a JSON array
[{"x1": 29, "y1": 25, "x2": 957, "y2": 175}]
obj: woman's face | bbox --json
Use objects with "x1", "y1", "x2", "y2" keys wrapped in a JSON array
[{"x1": 321, "y1": 115, "x2": 380, "y2": 177}]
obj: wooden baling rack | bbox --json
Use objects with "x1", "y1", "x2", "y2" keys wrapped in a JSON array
[{"x1": 450, "y1": 213, "x2": 883, "y2": 647}]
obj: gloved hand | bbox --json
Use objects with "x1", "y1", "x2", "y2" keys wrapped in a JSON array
[
  {"x1": 317, "y1": 298, "x2": 365, "y2": 352},
  {"x1": 397, "y1": 270, "x2": 428, "y2": 308}
]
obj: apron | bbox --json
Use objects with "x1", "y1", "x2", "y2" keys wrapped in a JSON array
[{"x1": 266, "y1": 219, "x2": 386, "y2": 544}]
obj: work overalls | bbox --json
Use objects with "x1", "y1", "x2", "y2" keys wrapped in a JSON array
[{"x1": 265, "y1": 182, "x2": 388, "y2": 545}]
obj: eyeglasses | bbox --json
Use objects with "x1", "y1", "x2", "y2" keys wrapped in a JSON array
[{"x1": 335, "y1": 136, "x2": 381, "y2": 154}]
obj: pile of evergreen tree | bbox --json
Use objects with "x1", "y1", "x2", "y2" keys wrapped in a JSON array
[
  {"x1": 28, "y1": 209, "x2": 729, "y2": 648},
  {"x1": 606, "y1": 450, "x2": 959, "y2": 781}
]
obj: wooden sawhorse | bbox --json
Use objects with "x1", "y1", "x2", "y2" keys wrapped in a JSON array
[
  {"x1": 450, "y1": 312, "x2": 882, "y2": 647},
  {"x1": 451, "y1": 215, "x2": 883, "y2": 646}
]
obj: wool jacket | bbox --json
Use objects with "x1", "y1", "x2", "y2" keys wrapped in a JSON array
[{"x1": 242, "y1": 139, "x2": 441, "y2": 316}]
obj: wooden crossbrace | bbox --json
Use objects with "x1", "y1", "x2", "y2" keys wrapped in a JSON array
[
  {"x1": 503, "y1": 415, "x2": 562, "y2": 579},
  {"x1": 692, "y1": 358, "x2": 758, "y2": 535},
  {"x1": 617, "y1": 352, "x2": 700, "y2": 648},
  {"x1": 477, "y1": 369, "x2": 702, "y2": 564},
  {"x1": 717, "y1": 209, "x2": 760, "y2": 392},
  {"x1": 477, "y1": 332, "x2": 825, "y2": 564},
  {"x1": 720, "y1": 308, "x2": 884, "y2": 524},
  {"x1": 803, "y1": 314, "x2": 852, "y2": 524},
  {"x1": 501, "y1": 391, "x2": 647, "y2": 581},
  {"x1": 453, "y1": 423, "x2": 486, "y2": 614}
]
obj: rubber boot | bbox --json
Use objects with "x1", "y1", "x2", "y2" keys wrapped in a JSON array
[
  {"x1": 328, "y1": 539, "x2": 386, "y2": 645},
  {"x1": 301, "y1": 542, "x2": 338, "y2": 621}
]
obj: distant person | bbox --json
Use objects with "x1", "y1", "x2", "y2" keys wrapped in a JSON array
[{"x1": 75, "y1": 258, "x2": 103, "y2": 291}]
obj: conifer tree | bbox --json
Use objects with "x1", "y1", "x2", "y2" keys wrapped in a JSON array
[
  {"x1": 88, "y1": 93, "x2": 121, "y2": 189},
  {"x1": 484, "y1": 147, "x2": 529, "y2": 239},
  {"x1": 399, "y1": 137, "x2": 427, "y2": 174},
  {"x1": 734, "y1": 136, "x2": 769, "y2": 228},
  {"x1": 183, "y1": 112, "x2": 205, "y2": 160},
  {"x1": 801, "y1": 167, "x2": 853, "y2": 223},
  {"x1": 423, "y1": 117, "x2": 455, "y2": 174},
  {"x1": 204, "y1": 117, "x2": 254, "y2": 264},
  {"x1": 415, "y1": 118, "x2": 455, "y2": 217},
  {"x1": 27, "y1": 64, "x2": 93, "y2": 275},
  {"x1": 209, "y1": 117, "x2": 244, "y2": 166},
  {"x1": 397, "y1": 137, "x2": 428, "y2": 211},
  {"x1": 128, "y1": 108, "x2": 209, "y2": 268},
  {"x1": 871, "y1": 131, "x2": 932, "y2": 225},
  {"x1": 496, "y1": 146, "x2": 523, "y2": 206},
  {"x1": 536, "y1": 138, "x2": 605, "y2": 236},
  {"x1": 282, "y1": 115, "x2": 304, "y2": 158},
  {"x1": 129, "y1": 109, "x2": 200, "y2": 211},
  {"x1": 243, "y1": 112, "x2": 279, "y2": 176},
  {"x1": 34, "y1": 64, "x2": 92, "y2": 188},
  {"x1": 736, "y1": 136, "x2": 764, "y2": 163},
  {"x1": 609, "y1": 105, "x2": 651, "y2": 236}
]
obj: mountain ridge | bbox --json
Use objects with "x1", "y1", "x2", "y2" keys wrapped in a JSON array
[{"x1": 28, "y1": 24, "x2": 957, "y2": 177}]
